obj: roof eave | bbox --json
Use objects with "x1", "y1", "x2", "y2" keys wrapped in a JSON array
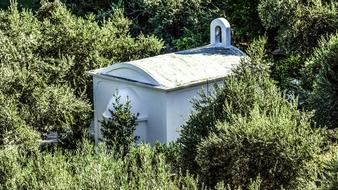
[
  {"x1": 164, "y1": 76, "x2": 226, "y2": 92},
  {"x1": 90, "y1": 72, "x2": 227, "y2": 92}
]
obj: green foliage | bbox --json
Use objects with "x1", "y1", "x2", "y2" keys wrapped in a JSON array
[
  {"x1": 258, "y1": 0, "x2": 338, "y2": 55},
  {"x1": 61, "y1": 0, "x2": 115, "y2": 16},
  {"x1": 258, "y1": 0, "x2": 337, "y2": 101},
  {"x1": 0, "y1": 141, "x2": 200, "y2": 190},
  {"x1": 214, "y1": 177, "x2": 263, "y2": 190},
  {"x1": 35, "y1": 1, "x2": 163, "y2": 96},
  {"x1": 0, "y1": 1, "x2": 162, "y2": 147},
  {"x1": 0, "y1": 2, "x2": 78, "y2": 147},
  {"x1": 178, "y1": 37, "x2": 330, "y2": 189},
  {"x1": 324, "y1": 152, "x2": 338, "y2": 189},
  {"x1": 62, "y1": 0, "x2": 264, "y2": 50},
  {"x1": 0, "y1": 0, "x2": 40, "y2": 10},
  {"x1": 3, "y1": 0, "x2": 266, "y2": 50},
  {"x1": 139, "y1": 0, "x2": 264, "y2": 49},
  {"x1": 0, "y1": 1, "x2": 337, "y2": 189},
  {"x1": 0, "y1": 93, "x2": 40, "y2": 150},
  {"x1": 31, "y1": 85, "x2": 91, "y2": 133},
  {"x1": 100, "y1": 93, "x2": 138, "y2": 153},
  {"x1": 177, "y1": 37, "x2": 271, "y2": 174},
  {"x1": 302, "y1": 33, "x2": 338, "y2": 90},
  {"x1": 196, "y1": 105, "x2": 323, "y2": 189},
  {"x1": 154, "y1": 142, "x2": 179, "y2": 169},
  {"x1": 135, "y1": 0, "x2": 214, "y2": 49},
  {"x1": 271, "y1": 55, "x2": 303, "y2": 91},
  {"x1": 306, "y1": 33, "x2": 338, "y2": 128}
]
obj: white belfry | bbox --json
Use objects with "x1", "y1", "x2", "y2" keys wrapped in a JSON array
[{"x1": 210, "y1": 18, "x2": 231, "y2": 48}]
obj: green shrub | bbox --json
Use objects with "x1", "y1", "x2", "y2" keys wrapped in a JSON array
[
  {"x1": 0, "y1": 0, "x2": 40, "y2": 10},
  {"x1": 0, "y1": 141, "x2": 200, "y2": 190},
  {"x1": 178, "y1": 36, "x2": 330, "y2": 189},
  {"x1": 196, "y1": 105, "x2": 324, "y2": 189},
  {"x1": 0, "y1": 1, "x2": 163, "y2": 146},
  {"x1": 271, "y1": 55, "x2": 303, "y2": 91},
  {"x1": 0, "y1": 93, "x2": 40, "y2": 150},
  {"x1": 258, "y1": 0, "x2": 338, "y2": 55},
  {"x1": 154, "y1": 141, "x2": 179, "y2": 170},
  {"x1": 66, "y1": 0, "x2": 264, "y2": 50},
  {"x1": 60, "y1": 0, "x2": 115, "y2": 16},
  {"x1": 143, "y1": 0, "x2": 264, "y2": 49},
  {"x1": 302, "y1": 33, "x2": 338, "y2": 91},
  {"x1": 324, "y1": 152, "x2": 338, "y2": 189},
  {"x1": 258, "y1": 0, "x2": 337, "y2": 97},
  {"x1": 30, "y1": 85, "x2": 91, "y2": 134},
  {"x1": 100, "y1": 93, "x2": 138, "y2": 153},
  {"x1": 306, "y1": 33, "x2": 338, "y2": 128},
  {"x1": 0, "y1": 0, "x2": 163, "y2": 98},
  {"x1": 177, "y1": 37, "x2": 271, "y2": 174},
  {"x1": 35, "y1": 1, "x2": 163, "y2": 97}
]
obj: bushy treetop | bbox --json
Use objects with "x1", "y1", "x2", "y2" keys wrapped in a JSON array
[
  {"x1": 306, "y1": 33, "x2": 338, "y2": 128},
  {"x1": 258, "y1": 0, "x2": 338, "y2": 55},
  {"x1": 0, "y1": 1, "x2": 163, "y2": 148}
]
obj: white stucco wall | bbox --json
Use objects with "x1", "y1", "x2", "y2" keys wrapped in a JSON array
[
  {"x1": 93, "y1": 75, "x2": 224, "y2": 144},
  {"x1": 93, "y1": 77, "x2": 167, "y2": 144},
  {"x1": 166, "y1": 86, "x2": 201, "y2": 142},
  {"x1": 165, "y1": 82, "x2": 221, "y2": 142}
]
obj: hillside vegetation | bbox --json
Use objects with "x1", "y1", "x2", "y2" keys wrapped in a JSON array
[{"x1": 1, "y1": 0, "x2": 338, "y2": 189}]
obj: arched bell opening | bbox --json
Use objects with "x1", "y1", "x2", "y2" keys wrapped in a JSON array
[{"x1": 215, "y1": 26, "x2": 222, "y2": 43}]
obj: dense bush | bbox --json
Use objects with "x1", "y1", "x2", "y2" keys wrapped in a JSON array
[
  {"x1": 61, "y1": 0, "x2": 115, "y2": 16},
  {"x1": 0, "y1": 1, "x2": 337, "y2": 189},
  {"x1": 270, "y1": 55, "x2": 302, "y2": 91},
  {"x1": 302, "y1": 33, "x2": 338, "y2": 90},
  {"x1": 196, "y1": 105, "x2": 324, "y2": 189},
  {"x1": 154, "y1": 142, "x2": 179, "y2": 170},
  {"x1": 136, "y1": 0, "x2": 264, "y2": 49},
  {"x1": 3, "y1": 0, "x2": 264, "y2": 47},
  {"x1": 0, "y1": 0, "x2": 40, "y2": 10},
  {"x1": 56, "y1": 0, "x2": 264, "y2": 50},
  {"x1": 100, "y1": 93, "x2": 138, "y2": 153},
  {"x1": 35, "y1": 1, "x2": 163, "y2": 97},
  {"x1": 324, "y1": 153, "x2": 338, "y2": 189},
  {"x1": 178, "y1": 37, "x2": 332, "y2": 188},
  {"x1": 306, "y1": 33, "x2": 338, "y2": 128},
  {"x1": 258, "y1": 0, "x2": 337, "y2": 93},
  {"x1": 0, "y1": 0, "x2": 163, "y2": 97},
  {"x1": 0, "y1": 1, "x2": 163, "y2": 147},
  {"x1": 258, "y1": 0, "x2": 338, "y2": 55},
  {"x1": 178, "y1": 37, "x2": 271, "y2": 174},
  {"x1": 0, "y1": 141, "x2": 200, "y2": 190},
  {"x1": 0, "y1": 93, "x2": 40, "y2": 150}
]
